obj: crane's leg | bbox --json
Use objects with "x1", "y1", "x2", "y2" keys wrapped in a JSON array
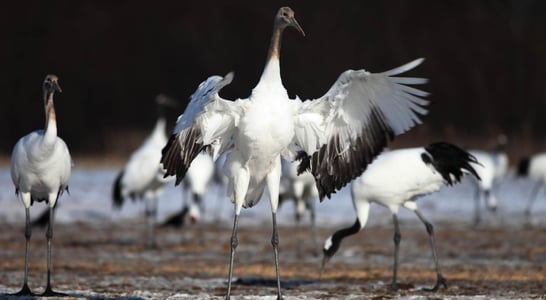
[
  {"x1": 42, "y1": 201, "x2": 67, "y2": 296},
  {"x1": 473, "y1": 185, "x2": 482, "y2": 225},
  {"x1": 192, "y1": 193, "x2": 205, "y2": 246},
  {"x1": 225, "y1": 167, "x2": 248, "y2": 300},
  {"x1": 524, "y1": 182, "x2": 542, "y2": 218},
  {"x1": 414, "y1": 209, "x2": 447, "y2": 292},
  {"x1": 11, "y1": 199, "x2": 34, "y2": 296},
  {"x1": 391, "y1": 213, "x2": 401, "y2": 291},
  {"x1": 180, "y1": 182, "x2": 189, "y2": 226},
  {"x1": 225, "y1": 213, "x2": 240, "y2": 300},
  {"x1": 194, "y1": 192, "x2": 205, "y2": 216},
  {"x1": 191, "y1": 193, "x2": 202, "y2": 223},
  {"x1": 144, "y1": 197, "x2": 158, "y2": 248},
  {"x1": 271, "y1": 212, "x2": 282, "y2": 300},
  {"x1": 484, "y1": 190, "x2": 497, "y2": 213},
  {"x1": 295, "y1": 198, "x2": 304, "y2": 258},
  {"x1": 308, "y1": 195, "x2": 318, "y2": 256},
  {"x1": 267, "y1": 157, "x2": 283, "y2": 300},
  {"x1": 292, "y1": 181, "x2": 305, "y2": 258}
]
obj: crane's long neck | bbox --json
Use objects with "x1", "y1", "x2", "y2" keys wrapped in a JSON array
[
  {"x1": 152, "y1": 104, "x2": 168, "y2": 139},
  {"x1": 151, "y1": 117, "x2": 167, "y2": 139},
  {"x1": 145, "y1": 115, "x2": 168, "y2": 148},
  {"x1": 257, "y1": 24, "x2": 285, "y2": 89},
  {"x1": 267, "y1": 24, "x2": 283, "y2": 63},
  {"x1": 324, "y1": 219, "x2": 362, "y2": 258},
  {"x1": 44, "y1": 90, "x2": 58, "y2": 142}
]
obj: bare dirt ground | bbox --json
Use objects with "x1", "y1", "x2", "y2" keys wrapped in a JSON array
[{"x1": 0, "y1": 219, "x2": 545, "y2": 299}]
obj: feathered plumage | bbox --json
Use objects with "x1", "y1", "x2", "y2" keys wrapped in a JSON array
[
  {"x1": 10, "y1": 74, "x2": 71, "y2": 296},
  {"x1": 160, "y1": 7, "x2": 428, "y2": 299},
  {"x1": 321, "y1": 142, "x2": 480, "y2": 292}
]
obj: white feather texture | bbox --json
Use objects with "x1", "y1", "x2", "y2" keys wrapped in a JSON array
[
  {"x1": 11, "y1": 131, "x2": 71, "y2": 208},
  {"x1": 352, "y1": 147, "x2": 444, "y2": 215},
  {"x1": 159, "y1": 7, "x2": 430, "y2": 299},
  {"x1": 121, "y1": 119, "x2": 172, "y2": 200},
  {"x1": 186, "y1": 152, "x2": 214, "y2": 196},
  {"x1": 10, "y1": 75, "x2": 71, "y2": 208},
  {"x1": 526, "y1": 153, "x2": 546, "y2": 183},
  {"x1": 9, "y1": 74, "x2": 71, "y2": 296},
  {"x1": 163, "y1": 57, "x2": 429, "y2": 202},
  {"x1": 322, "y1": 143, "x2": 480, "y2": 292},
  {"x1": 468, "y1": 149, "x2": 509, "y2": 215},
  {"x1": 469, "y1": 150, "x2": 500, "y2": 191}
]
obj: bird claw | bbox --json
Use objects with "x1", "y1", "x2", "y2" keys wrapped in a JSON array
[
  {"x1": 422, "y1": 274, "x2": 447, "y2": 292},
  {"x1": 10, "y1": 284, "x2": 34, "y2": 296},
  {"x1": 41, "y1": 285, "x2": 68, "y2": 297},
  {"x1": 390, "y1": 282, "x2": 398, "y2": 291}
]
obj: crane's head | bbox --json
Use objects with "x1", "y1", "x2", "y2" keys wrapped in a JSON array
[
  {"x1": 43, "y1": 74, "x2": 62, "y2": 94},
  {"x1": 155, "y1": 93, "x2": 178, "y2": 108},
  {"x1": 319, "y1": 219, "x2": 362, "y2": 280},
  {"x1": 276, "y1": 7, "x2": 305, "y2": 37},
  {"x1": 155, "y1": 93, "x2": 179, "y2": 118},
  {"x1": 319, "y1": 234, "x2": 338, "y2": 279}
]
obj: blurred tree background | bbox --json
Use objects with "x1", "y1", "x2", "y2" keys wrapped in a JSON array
[{"x1": 1, "y1": 0, "x2": 545, "y2": 165}]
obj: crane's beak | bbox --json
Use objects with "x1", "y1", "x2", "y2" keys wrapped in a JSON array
[
  {"x1": 318, "y1": 255, "x2": 329, "y2": 280},
  {"x1": 290, "y1": 17, "x2": 305, "y2": 37},
  {"x1": 53, "y1": 81, "x2": 62, "y2": 93}
]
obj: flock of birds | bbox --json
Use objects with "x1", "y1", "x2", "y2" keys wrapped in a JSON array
[{"x1": 6, "y1": 6, "x2": 546, "y2": 299}]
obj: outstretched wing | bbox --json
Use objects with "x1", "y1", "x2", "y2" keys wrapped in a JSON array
[
  {"x1": 161, "y1": 72, "x2": 245, "y2": 185},
  {"x1": 291, "y1": 58, "x2": 429, "y2": 200}
]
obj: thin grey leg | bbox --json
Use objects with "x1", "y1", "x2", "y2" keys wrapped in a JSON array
[
  {"x1": 42, "y1": 206, "x2": 66, "y2": 296},
  {"x1": 309, "y1": 199, "x2": 318, "y2": 255},
  {"x1": 225, "y1": 214, "x2": 240, "y2": 300},
  {"x1": 11, "y1": 207, "x2": 34, "y2": 296},
  {"x1": 391, "y1": 213, "x2": 401, "y2": 291},
  {"x1": 525, "y1": 182, "x2": 542, "y2": 217},
  {"x1": 473, "y1": 186, "x2": 482, "y2": 225},
  {"x1": 271, "y1": 212, "x2": 283, "y2": 300},
  {"x1": 414, "y1": 209, "x2": 447, "y2": 292},
  {"x1": 145, "y1": 197, "x2": 158, "y2": 248}
]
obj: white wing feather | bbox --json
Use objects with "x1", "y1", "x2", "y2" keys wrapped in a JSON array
[
  {"x1": 161, "y1": 72, "x2": 245, "y2": 184},
  {"x1": 291, "y1": 58, "x2": 429, "y2": 199}
]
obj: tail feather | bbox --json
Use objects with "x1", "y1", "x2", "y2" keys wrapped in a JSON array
[
  {"x1": 31, "y1": 208, "x2": 50, "y2": 228},
  {"x1": 112, "y1": 170, "x2": 125, "y2": 208},
  {"x1": 160, "y1": 206, "x2": 190, "y2": 228},
  {"x1": 517, "y1": 157, "x2": 530, "y2": 177},
  {"x1": 423, "y1": 142, "x2": 481, "y2": 185}
]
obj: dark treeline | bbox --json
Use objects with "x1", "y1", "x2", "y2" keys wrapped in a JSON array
[{"x1": 1, "y1": 0, "x2": 546, "y2": 159}]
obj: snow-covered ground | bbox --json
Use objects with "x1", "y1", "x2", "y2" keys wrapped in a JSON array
[{"x1": 1, "y1": 166, "x2": 544, "y2": 228}]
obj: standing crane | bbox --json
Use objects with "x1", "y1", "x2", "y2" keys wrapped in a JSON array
[
  {"x1": 320, "y1": 142, "x2": 480, "y2": 291},
  {"x1": 468, "y1": 135, "x2": 509, "y2": 224},
  {"x1": 161, "y1": 7, "x2": 429, "y2": 299},
  {"x1": 10, "y1": 74, "x2": 72, "y2": 296},
  {"x1": 112, "y1": 94, "x2": 176, "y2": 247}
]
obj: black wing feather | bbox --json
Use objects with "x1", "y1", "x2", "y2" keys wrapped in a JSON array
[{"x1": 301, "y1": 107, "x2": 395, "y2": 200}]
